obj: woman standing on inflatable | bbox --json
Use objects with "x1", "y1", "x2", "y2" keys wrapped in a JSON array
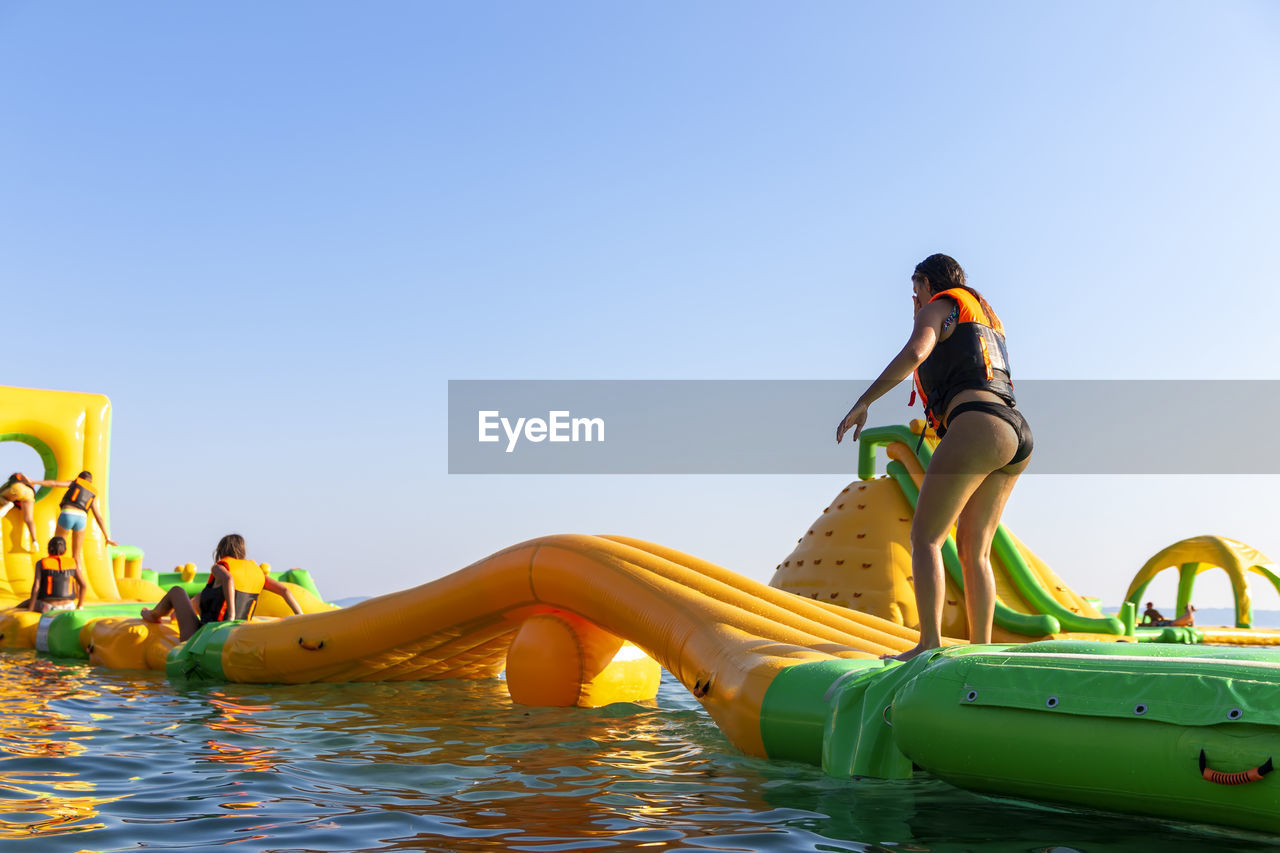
[
  {"x1": 33, "y1": 471, "x2": 117, "y2": 572},
  {"x1": 836, "y1": 254, "x2": 1033, "y2": 660}
]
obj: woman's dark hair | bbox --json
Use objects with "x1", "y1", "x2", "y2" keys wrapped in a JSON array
[
  {"x1": 913, "y1": 253, "x2": 1003, "y2": 332},
  {"x1": 214, "y1": 533, "x2": 247, "y2": 561},
  {"x1": 78, "y1": 471, "x2": 93, "y2": 481},
  {"x1": 48, "y1": 536, "x2": 67, "y2": 556}
]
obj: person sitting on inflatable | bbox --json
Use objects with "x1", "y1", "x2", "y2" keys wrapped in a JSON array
[
  {"x1": 0, "y1": 472, "x2": 40, "y2": 551},
  {"x1": 32, "y1": 471, "x2": 117, "y2": 571},
  {"x1": 141, "y1": 533, "x2": 303, "y2": 640},
  {"x1": 1142, "y1": 601, "x2": 1196, "y2": 627},
  {"x1": 25, "y1": 536, "x2": 86, "y2": 612},
  {"x1": 1140, "y1": 601, "x2": 1166, "y2": 626}
]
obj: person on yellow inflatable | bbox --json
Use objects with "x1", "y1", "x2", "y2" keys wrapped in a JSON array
[
  {"x1": 25, "y1": 536, "x2": 87, "y2": 612},
  {"x1": 836, "y1": 254, "x2": 1033, "y2": 661},
  {"x1": 142, "y1": 533, "x2": 303, "y2": 640},
  {"x1": 32, "y1": 471, "x2": 117, "y2": 572},
  {"x1": 0, "y1": 472, "x2": 41, "y2": 551}
]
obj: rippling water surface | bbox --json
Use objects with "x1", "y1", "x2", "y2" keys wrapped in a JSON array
[{"x1": 0, "y1": 651, "x2": 1276, "y2": 852}]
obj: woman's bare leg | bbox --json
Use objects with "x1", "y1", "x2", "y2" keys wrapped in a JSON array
[
  {"x1": 143, "y1": 588, "x2": 201, "y2": 640},
  {"x1": 954, "y1": 456, "x2": 1030, "y2": 645},
  {"x1": 21, "y1": 503, "x2": 38, "y2": 550},
  {"x1": 889, "y1": 412, "x2": 1019, "y2": 661},
  {"x1": 170, "y1": 593, "x2": 201, "y2": 639},
  {"x1": 70, "y1": 528, "x2": 85, "y2": 576}
]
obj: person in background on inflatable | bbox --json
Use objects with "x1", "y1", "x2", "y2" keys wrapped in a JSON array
[
  {"x1": 1141, "y1": 601, "x2": 1166, "y2": 626},
  {"x1": 1142, "y1": 601, "x2": 1196, "y2": 627},
  {"x1": 0, "y1": 472, "x2": 41, "y2": 551},
  {"x1": 836, "y1": 253, "x2": 1033, "y2": 661},
  {"x1": 141, "y1": 533, "x2": 303, "y2": 641},
  {"x1": 32, "y1": 471, "x2": 117, "y2": 571},
  {"x1": 25, "y1": 536, "x2": 87, "y2": 612}
]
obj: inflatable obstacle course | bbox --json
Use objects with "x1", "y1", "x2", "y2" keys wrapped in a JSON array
[
  {"x1": 5, "y1": 385, "x2": 1280, "y2": 834},
  {"x1": 0, "y1": 385, "x2": 337, "y2": 664}
]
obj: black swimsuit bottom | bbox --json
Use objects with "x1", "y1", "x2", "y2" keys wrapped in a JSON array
[{"x1": 944, "y1": 401, "x2": 1034, "y2": 466}]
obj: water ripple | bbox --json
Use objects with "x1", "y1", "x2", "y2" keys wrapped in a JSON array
[{"x1": 0, "y1": 652, "x2": 1275, "y2": 851}]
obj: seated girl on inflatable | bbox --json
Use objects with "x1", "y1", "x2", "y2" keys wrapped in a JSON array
[
  {"x1": 23, "y1": 535, "x2": 86, "y2": 612},
  {"x1": 142, "y1": 533, "x2": 303, "y2": 640}
]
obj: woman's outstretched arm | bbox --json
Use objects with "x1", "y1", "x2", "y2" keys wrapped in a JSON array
[{"x1": 836, "y1": 299, "x2": 950, "y2": 443}]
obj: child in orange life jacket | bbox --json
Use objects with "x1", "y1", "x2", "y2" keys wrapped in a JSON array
[
  {"x1": 32, "y1": 471, "x2": 117, "y2": 574},
  {"x1": 141, "y1": 533, "x2": 303, "y2": 641},
  {"x1": 26, "y1": 536, "x2": 87, "y2": 612},
  {"x1": 0, "y1": 472, "x2": 40, "y2": 551},
  {"x1": 836, "y1": 254, "x2": 1033, "y2": 661}
]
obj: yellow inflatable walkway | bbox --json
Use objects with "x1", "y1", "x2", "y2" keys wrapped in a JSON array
[{"x1": 161, "y1": 533, "x2": 920, "y2": 757}]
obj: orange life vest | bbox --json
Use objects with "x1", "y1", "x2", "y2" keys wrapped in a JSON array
[
  {"x1": 199, "y1": 558, "x2": 266, "y2": 623},
  {"x1": 36, "y1": 555, "x2": 78, "y2": 601},
  {"x1": 911, "y1": 287, "x2": 1015, "y2": 432}
]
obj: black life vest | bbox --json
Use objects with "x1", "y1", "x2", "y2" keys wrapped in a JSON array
[
  {"x1": 912, "y1": 288, "x2": 1016, "y2": 433},
  {"x1": 199, "y1": 558, "x2": 266, "y2": 623},
  {"x1": 60, "y1": 477, "x2": 95, "y2": 511},
  {"x1": 36, "y1": 555, "x2": 78, "y2": 601}
]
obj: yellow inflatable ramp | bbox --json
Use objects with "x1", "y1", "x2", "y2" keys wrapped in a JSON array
[{"x1": 166, "y1": 534, "x2": 921, "y2": 756}]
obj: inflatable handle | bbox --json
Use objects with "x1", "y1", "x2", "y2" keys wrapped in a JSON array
[
  {"x1": 857, "y1": 425, "x2": 932, "y2": 481},
  {"x1": 298, "y1": 638, "x2": 325, "y2": 651},
  {"x1": 1200, "y1": 749, "x2": 1273, "y2": 785},
  {"x1": 885, "y1": 460, "x2": 1059, "y2": 637}
]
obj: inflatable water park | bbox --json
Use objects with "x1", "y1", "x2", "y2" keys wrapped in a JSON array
[{"x1": 4, "y1": 384, "x2": 1280, "y2": 836}]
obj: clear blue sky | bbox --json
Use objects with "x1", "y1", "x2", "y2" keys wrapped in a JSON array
[{"x1": 1, "y1": 2, "x2": 1277, "y2": 607}]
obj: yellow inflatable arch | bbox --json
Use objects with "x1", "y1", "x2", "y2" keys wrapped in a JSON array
[
  {"x1": 0, "y1": 385, "x2": 118, "y2": 602},
  {"x1": 1125, "y1": 535, "x2": 1279, "y2": 629}
]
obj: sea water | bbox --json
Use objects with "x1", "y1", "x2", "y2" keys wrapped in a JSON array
[{"x1": 1, "y1": 651, "x2": 1277, "y2": 852}]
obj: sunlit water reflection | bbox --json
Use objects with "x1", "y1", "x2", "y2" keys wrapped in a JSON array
[{"x1": 0, "y1": 652, "x2": 1274, "y2": 852}]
